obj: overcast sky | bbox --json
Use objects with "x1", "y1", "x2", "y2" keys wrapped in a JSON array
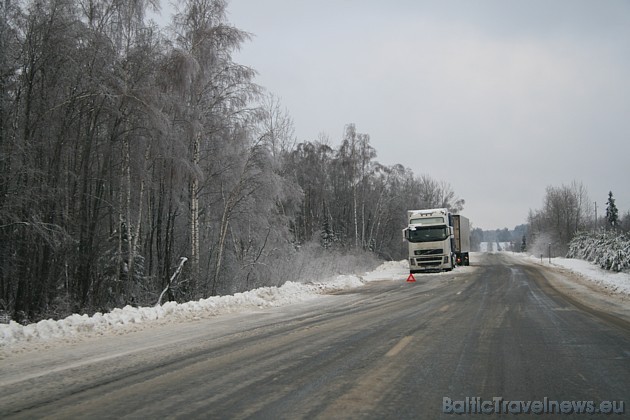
[{"x1": 159, "y1": 1, "x2": 630, "y2": 230}]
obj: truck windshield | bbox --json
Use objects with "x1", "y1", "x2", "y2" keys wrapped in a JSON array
[{"x1": 408, "y1": 226, "x2": 449, "y2": 243}]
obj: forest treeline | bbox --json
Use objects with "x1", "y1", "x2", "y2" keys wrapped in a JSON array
[
  {"x1": 0, "y1": 0, "x2": 464, "y2": 321},
  {"x1": 470, "y1": 183, "x2": 630, "y2": 257},
  {"x1": 527, "y1": 182, "x2": 630, "y2": 256}
]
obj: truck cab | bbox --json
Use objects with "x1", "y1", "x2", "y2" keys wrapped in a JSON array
[{"x1": 403, "y1": 208, "x2": 455, "y2": 273}]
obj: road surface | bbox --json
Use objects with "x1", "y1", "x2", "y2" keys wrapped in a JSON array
[{"x1": 1, "y1": 253, "x2": 629, "y2": 418}]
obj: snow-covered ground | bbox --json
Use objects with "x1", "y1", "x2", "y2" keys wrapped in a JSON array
[
  {"x1": 513, "y1": 253, "x2": 630, "y2": 295},
  {"x1": 0, "y1": 260, "x2": 411, "y2": 350}
]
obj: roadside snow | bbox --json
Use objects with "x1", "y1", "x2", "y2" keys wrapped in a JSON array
[
  {"x1": 4, "y1": 255, "x2": 623, "y2": 350},
  {"x1": 0, "y1": 260, "x2": 410, "y2": 349},
  {"x1": 517, "y1": 253, "x2": 630, "y2": 295}
]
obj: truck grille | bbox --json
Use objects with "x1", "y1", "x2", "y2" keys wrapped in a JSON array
[
  {"x1": 414, "y1": 249, "x2": 443, "y2": 256},
  {"x1": 411, "y1": 249, "x2": 448, "y2": 268},
  {"x1": 415, "y1": 259, "x2": 442, "y2": 266}
]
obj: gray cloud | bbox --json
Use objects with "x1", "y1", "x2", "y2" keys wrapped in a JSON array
[{"x1": 226, "y1": 0, "x2": 630, "y2": 229}]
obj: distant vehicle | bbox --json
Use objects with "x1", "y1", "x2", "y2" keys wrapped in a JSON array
[{"x1": 402, "y1": 208, "x2": 471, "y2": 273}]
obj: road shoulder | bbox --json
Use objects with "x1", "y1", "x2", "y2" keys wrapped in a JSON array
[{"x1": 505, "y1": 253, "x2": 630, "y2": 328}]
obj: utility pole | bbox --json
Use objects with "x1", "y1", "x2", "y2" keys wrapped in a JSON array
[{"x1": 594, "y1": 201, "x2": 597, "y2": 230}]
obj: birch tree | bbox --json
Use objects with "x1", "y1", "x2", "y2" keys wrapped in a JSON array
[{"x1": 169, "y1": 0, "x2": 257, "y2": 288}]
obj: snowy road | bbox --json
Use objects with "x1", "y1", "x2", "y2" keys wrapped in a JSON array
[{"x1": 1, "y1": 253, "x2": 629, "y2": 419}]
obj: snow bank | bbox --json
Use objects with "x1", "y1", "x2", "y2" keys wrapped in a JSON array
[
  {"x1": 519, "y1": 254, "x2": 630, "y2": 296},
  {"x1": 362, "y1": 260, "x2": 410, "y2": 281},
  {"x1": 0, "y1": 260, "x2": 409, "y2": 349},
  {"x1": 552, "y1": 257, "x2": 630, "y2": 295}
]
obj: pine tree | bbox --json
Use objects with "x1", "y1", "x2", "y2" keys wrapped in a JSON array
[{"x1": 606, "y1": 191, "x2": 619, "y2": 229}]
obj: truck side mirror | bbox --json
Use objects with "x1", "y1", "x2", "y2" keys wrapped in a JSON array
[{"x1": 449, "y1": 226, "x2": 454, "y2": 238}]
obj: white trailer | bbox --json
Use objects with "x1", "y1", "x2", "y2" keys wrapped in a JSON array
[{"x1": 451, "y1": 214, "x2": 471, "y2": 266}]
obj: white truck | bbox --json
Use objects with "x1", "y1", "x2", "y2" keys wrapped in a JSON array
[{"x1": 402, "y1": 208, "x2": 470, "y2": 273}]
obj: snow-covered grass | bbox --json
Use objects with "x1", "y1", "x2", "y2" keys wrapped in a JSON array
[
  {"x1": 516, "y1": 253, "x2": 630, "y2": 296},
  {"x1": 0, "y1": 260, "x2": 410, "y2": 349}
]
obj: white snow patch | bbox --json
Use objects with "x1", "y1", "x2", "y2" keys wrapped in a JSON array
[
  {"x1": 362, "y1": 260, "x2": 410, "y2": 281},
  {"x1": 1, "y1": 260, "x2": 410, "y2": 349},
  {"x1": 517, "y1": 253, "x2": 630, "y2": 296}
]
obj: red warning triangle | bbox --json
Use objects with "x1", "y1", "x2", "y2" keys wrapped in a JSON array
[{"x1": 407, "y1": 273, "x2": 416, "y2": 283}]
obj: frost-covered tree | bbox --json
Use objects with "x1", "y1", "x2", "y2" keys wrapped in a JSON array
[
  {"x1": 497, "y1": 228, "x2": 511, "y2": 242},
  {"x1": 605, "y1": 191, "x2": 619, "y2": 229},
  {"x1": 259, "y1": 92, "x2": 296, "y2": 160},
  {"x1": 414, "y1": 175, "x2": 465, "y2": 213},
  {"x1": 567, "y1": 231, "x2": 630, "y2": 272},
  {"x1": 167, "y1": 0, "x2": 257, "y2": 285},
  {"x1": 0, "y1": 0, "x2": 289, "y2": 320},
  {"x1": 282, "y1": 127, "x2": 465, "y2": 259},
  {"x1": 621, "y1": 211, "x2": 630, "y2": 234},
  {"x1": 527, "y1": 181, "x2": 592, "y2": 254},
  {"x1": 0, "y1": 1, "x2": 468, "y2": 322}
]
